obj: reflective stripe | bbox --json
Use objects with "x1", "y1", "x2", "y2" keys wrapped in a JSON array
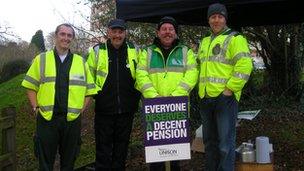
[
  {"x1": 198, "y1": 55, "x2": 205, "y2": 60},
  {"x1": 135, "y1": 46, "x2": 139, "y2": 54},
  {"x1": 89, "y1": 66, "x2": 95, "y2": 71},
  {"x1": 149, "y1": 68, "x2": 165, "y2": 74},
  {"x1": 40, "y1": 105, "x2": 53, "y2": 112},
  {"x1": 24, "y1": 75, "x2": 40, "y2": 87},
  {"x1": 233, "y1": 52, "x2": 251, "y2": 64},
  {"x1": 39, "y1": 53, "x2": 57, "y2": 84},
  {"x1": 70, "y1": 80, "x2": 86, "y2": 86},
  {"x1": 200, "y1": 77, "x2": 228, "y2": 84},
  {"x1": 42, "y1": 76, "x2": 56, "y2": 83},
  {"x1": 87, "y1": 83, "x2": 95, "y2": 89},
  {"x1": 149, "y1": 67, "x2": 185, "y2": 74},
  {"x1": 81, "y1": 56, "x2": 92, "y2": 89},
  {"x1": 40, "y1": 53, "x2": 46, "y2": 83},
  {"x1": 147, "y1": 48, "x2": 152, "y2": 71},
  {"x1": 182, "y1": 46, "x2": 187, "y2": 67},
  {"x1": 221, "y1": 31, "x2": 237, "y2": 56},
  {"x1": 187, "y1": 64, "x2": 196, "y2": 70},
  {"x1": 179, "y1": 82, "x2": 191, "y2": 92},
  {"x1": 40, "y1": 105, "x2": 81, "y2": 114},
  {"x1": 147, "y1": 46, "x2": 187, "y2": 73},
  {"x1": 141, "y1": 83, "x2": 153, "y2": 92},
  {"x1": 92, "y1": 45, "x2": 100, "y2": 78},
  {"x1": 93, "y1": 45, "x2": 99, "y2": 67},
  {"x1": 201, "y1": 32, "x2": 240, "y2": 66},
  {"x1": 96, "y1": 70, "x2": 107, "y2": 77},
  {"x1": 89, "y1": 67, "x2": 96, "y2": 76},
  {"x1": 180, "y1": 46, "x2": 188, "y2": 73},
  {"x1": 201, "y1": 58, "x2": 207, "y2": 63},
  {"x1": 167, "y1": 67, "x2": 185, "y2": 73},
  {"x1": 68, "y1": 107, "x2": 81, "y2": 114},
  {"x1": 137, "y1": 66, "x2": 147, "y2": 71},
  {"x1": 81, "y1": 56, "x2": 87, "y2": 81},
  {"x1": 201, "y1": 56, "x2": 231, "y2": 64},
  {"x1": 233, "y1": 72, "x2": 250, "y2": 81},
  {"x1": 208, "y1": 55, "x2": 234, "y2": 65}
]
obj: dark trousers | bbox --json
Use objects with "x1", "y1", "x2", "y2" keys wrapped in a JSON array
[
  {"x1": 149, "y1": 160, "x2": 180, "y2": 171},
  {"x1": 94, "y1": 112, "x2": 134, "y2": 171},
  {"x1": 34, "y1": 113, "x2": 81, "y2": 171},
  {"x1": 200, "y1": 94, "x2": 238, "y2": 171}
]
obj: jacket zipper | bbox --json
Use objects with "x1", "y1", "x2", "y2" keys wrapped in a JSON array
[
  {"x1": 116, "y1": 50, "x2": 122, "y2": 114},
  {"x1": 162, "y1": 46, "x2": 179, "y2": 78}
]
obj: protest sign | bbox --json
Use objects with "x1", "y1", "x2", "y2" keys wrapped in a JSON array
[{"x1": 142, "y1": 96, "x2": 191, "y2": 163}]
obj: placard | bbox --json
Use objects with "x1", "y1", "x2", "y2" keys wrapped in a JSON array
[{"x1": 142, "y1": 96, "x2": 191, "y2": 163}]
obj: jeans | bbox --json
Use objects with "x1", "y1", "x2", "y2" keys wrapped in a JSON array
[{"x1": 200, "y1": 94, "x2": 238, "y2": 171}]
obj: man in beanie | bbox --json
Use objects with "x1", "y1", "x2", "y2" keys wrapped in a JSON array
[
  {"x1": 87, "y1": 19, "x2": 141, "y2": 170},
  {"x1": 136, "y1": 16, "x2": 198, "y2": 170},
  {"x1": 198, "y1": 3, "x2": 253, "y2": 171}
]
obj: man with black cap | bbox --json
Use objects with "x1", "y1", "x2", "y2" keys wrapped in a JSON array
[
  {"x1": 198, "y1": 3, "x2": 253, "y2": 171},
  {"x1": 87, "y1": 19, "x2": 141, "y2": 170},
  {"x1": 136, "y1": 16, "x2": 198, "y2": 170}
]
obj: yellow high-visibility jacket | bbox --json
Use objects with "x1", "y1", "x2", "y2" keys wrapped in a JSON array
[
  {"x1": 86, "y1": 42, "x2": 138, "y2": 89},
  {"x1": 198, "y1": 28, "x2": 253, "y2": 101},
  {"x1": 136, "y1": 42, "x2": 198, "y2": 98},
  {"x1": 22, "y1": 50, "x2": 98, "y2": 121}
]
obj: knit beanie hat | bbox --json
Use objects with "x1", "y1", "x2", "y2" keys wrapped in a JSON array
[
  {"x1": 207, "y1": 3, "x2": 228, "y2": 19},
  {"x1": 157, "y1": 16, "x2": 178, "y2": 34}
]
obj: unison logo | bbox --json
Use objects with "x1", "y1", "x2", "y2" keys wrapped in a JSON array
[{"x1": 158, "y1": 148, "x2": 178, "y2": 157}]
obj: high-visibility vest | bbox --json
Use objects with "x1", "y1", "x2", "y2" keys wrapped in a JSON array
[
  {"x1": 198, "y1": 28, "x2": 253, "y2": 101},
  {"x1": 87, "y1": 42, "x2": 138, "y2": 89},
  {"x1": 136, "y1": 43, "x2": 198, "y2": 98},
  {"x1": 22, "y1": 50, "x2": 97, "y2": 121}
]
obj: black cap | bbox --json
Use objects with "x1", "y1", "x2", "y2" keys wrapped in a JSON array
[
  {"x1": 157, "y1": 16, "x2": 178, "y2": 34},
  {"x1": 207, "y1": 3, "x2": 228, "y2": 19},
  {"x1": 108, "y1": 19, "x2": 126, "y2": 30}
]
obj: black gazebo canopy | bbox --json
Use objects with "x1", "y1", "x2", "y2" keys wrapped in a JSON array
[{"x1": 116, "y1": 0, "x2": 304, "y2": 27}]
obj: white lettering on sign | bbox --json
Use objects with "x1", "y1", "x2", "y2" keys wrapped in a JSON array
[{"x1": 145, "y1": 103, "x2": 187, "y2": 114}]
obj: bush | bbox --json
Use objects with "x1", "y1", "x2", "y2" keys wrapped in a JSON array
[{"x1": 0, "y1": 59, "x2": 30, "y2": 83}]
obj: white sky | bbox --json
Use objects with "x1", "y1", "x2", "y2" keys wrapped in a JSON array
[{"x1": 0, "y1": 0, "x2": 90, "y2": 42}]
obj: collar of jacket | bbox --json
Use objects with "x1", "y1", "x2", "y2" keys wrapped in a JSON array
[
  {"x1": 53, "y1": 47, "x2": 72, "y2": 58},
  {"x1": 210, "y1": 26, "x2": 230, "y2": 35},
  {"x1": 209, "y1": 26, "x2": 232, "y2": 40}
]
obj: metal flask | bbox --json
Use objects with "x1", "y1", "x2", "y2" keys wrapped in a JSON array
[{"x1": 240, "y1": 142, "x2": 255, "y2": 163}]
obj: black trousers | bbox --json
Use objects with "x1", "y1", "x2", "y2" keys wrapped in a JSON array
[
  {"x1": 149, "y1": 161, "x2": 180, "y2": 171},
  {"x1": 34, "y1": 113, "x2": 81, "y2": 171},
  {"x1": 94, "y1": 112, "x2": 134, "y2": 171}
]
